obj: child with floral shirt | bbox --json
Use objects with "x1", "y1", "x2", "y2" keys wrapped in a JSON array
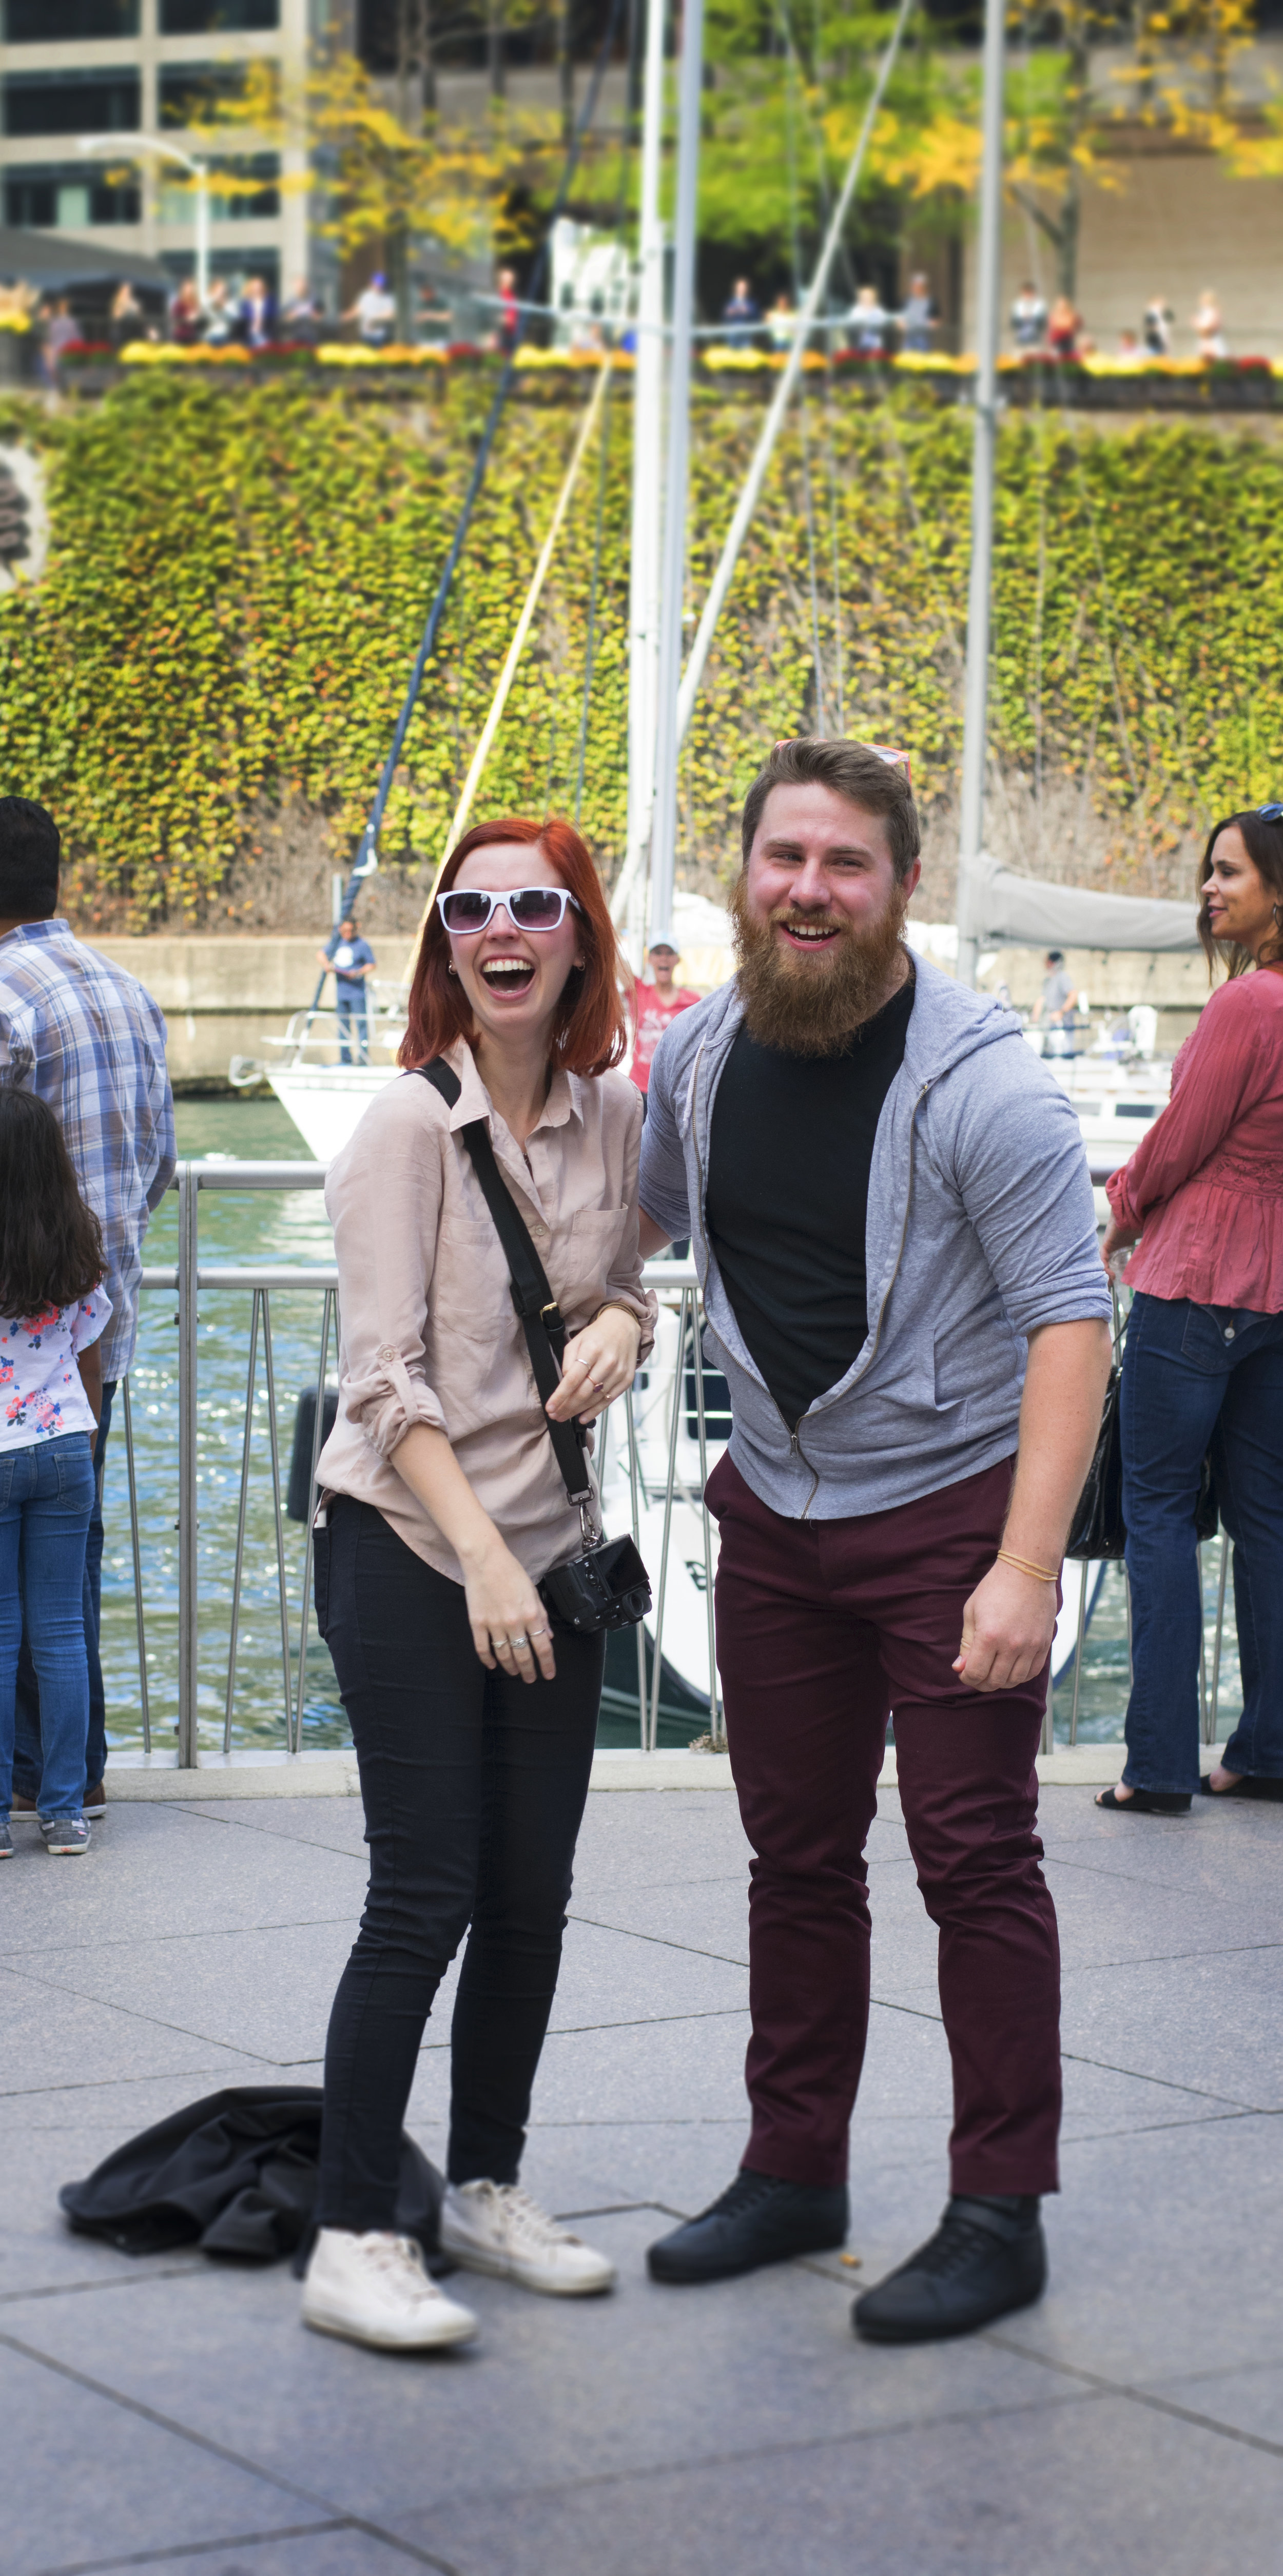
[{"x1": 0, "y1": 1090, "x2": 110, "y2": 1855}]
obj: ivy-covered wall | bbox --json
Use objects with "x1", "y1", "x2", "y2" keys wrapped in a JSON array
[{"x1": 1, "y1": 376, "x2": 1280, "y2": 927}]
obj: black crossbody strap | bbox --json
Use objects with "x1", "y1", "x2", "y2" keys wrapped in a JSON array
[{"x1": 416, "y1": 1060, "x2": 592, "y2": 1507}]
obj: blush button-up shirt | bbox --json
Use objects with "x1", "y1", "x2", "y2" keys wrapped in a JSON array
[
  {"x1": 317, "y1": 1040, "x2": 657, "y2": 1586},
  {"x1": 1107, "y1": 967, "x2": 1283, "y2": 1310}
]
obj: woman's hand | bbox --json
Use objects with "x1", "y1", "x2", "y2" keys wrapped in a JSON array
[
  {"x1": 460, "y1": 1531, "x2": 557, "y2": 1683},
  {"x1": 1100, "y1": 1215, "x2": 1139, "y2": 1278},
  {"x1": 547, "y1": 1305, "x2": 642, "y2": 1426}
]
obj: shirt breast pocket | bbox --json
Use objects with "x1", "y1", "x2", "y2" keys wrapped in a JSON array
[
  {"x1": 552, "y1": 1207, "x2": 628, "y2": 1315},
  {"x1": 430, "y1": 1217, "x2": 513, "y2": 1339}
]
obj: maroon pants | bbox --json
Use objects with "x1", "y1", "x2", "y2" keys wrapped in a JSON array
[{"x1": 708, "y1": 1450, "x2": 1061, "y2": 2198}]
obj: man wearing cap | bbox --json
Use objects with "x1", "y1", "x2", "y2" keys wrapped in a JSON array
[
  {"x1": 629, "y1": 941, "x2": 700, "y2": 1109},
  {"x1": 636, "y1": 735, "x2": 1111, "y2": 2344}
]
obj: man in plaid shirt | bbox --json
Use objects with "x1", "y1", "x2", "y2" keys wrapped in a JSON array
[{"x1": 0, "y1": 798, "x2": 175, "y2": 1811}]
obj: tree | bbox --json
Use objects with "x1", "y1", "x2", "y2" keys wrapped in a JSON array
[
  {"x1": 1006, "y1": 0, "x2": 1276, "y2": 303},
  {"x1": 183, "y1": 51, "x2": 551, "y2": 339},
  {"x1": 696, "y1": 2, "x2": 981, "y2": 281}
]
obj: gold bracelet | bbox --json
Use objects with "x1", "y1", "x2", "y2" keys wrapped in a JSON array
[
  {"x1": 592, "y1": 1301, "x2": 640, "y2": 1331},
  {"x1": 997, "y1": 1548, "x2": 1060, "y2": 1585}
]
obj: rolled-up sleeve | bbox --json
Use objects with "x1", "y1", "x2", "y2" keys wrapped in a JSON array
[
  {"x1": 326, "y1": 1102, "x2": 451, "y2": 1458},
  {"x1": 602, "y1": 1090, "x2": 658, "y2": 1360},
  {"x1": 947, "y1": 1054, "x2": 1112, "y2": 1335},
  {"x1": 638, "y1": 1028, "x2": 693, "y2": 1243}
]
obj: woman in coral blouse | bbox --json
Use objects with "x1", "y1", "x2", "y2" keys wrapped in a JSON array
[{"x1": 1098, "y1": 805, "x2": 1283, "y2": 1813}]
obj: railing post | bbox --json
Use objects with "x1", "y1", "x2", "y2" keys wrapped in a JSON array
[{"x1": 177, "y1": 1163, "x2": 200, "y2": 1768}]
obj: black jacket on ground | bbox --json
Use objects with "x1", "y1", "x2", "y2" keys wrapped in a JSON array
[{"x1": 59, "y1": 2085, "x2": 444, "y2": 2273}]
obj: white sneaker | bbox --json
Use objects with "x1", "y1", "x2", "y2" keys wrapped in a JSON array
[
  {"x1": 301, "y1": 2229, "x2": 479, "y2": 2350},
  {"x1": 441, "y1": 2180, "x2": 617, "y2": 2297}
]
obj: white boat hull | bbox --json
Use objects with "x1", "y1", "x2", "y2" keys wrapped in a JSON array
[{"x1": 267, "y1": 1065, "x2": 397, "y2": 1162}]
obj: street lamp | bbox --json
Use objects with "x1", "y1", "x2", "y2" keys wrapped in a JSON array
[{"x1": 77, "y1": 132, "x2": 210, "y2": 307}]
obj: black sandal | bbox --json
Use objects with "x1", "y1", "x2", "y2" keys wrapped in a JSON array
[
  {"x1": 1199, "y1": 1774, "x2": 1283, "y2": 1801},
  {"x1": 1096, "y1": 1786, "x2": 1192, "y2": 1815}
]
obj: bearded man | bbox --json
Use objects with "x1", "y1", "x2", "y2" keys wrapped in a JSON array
[{"x1": 636, "y1": 736, "x2": 1111, "y2": 2343}]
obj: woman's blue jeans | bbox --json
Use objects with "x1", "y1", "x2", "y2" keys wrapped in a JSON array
[
  {"x1": 1121, "y1": 1291, "x2": 1283, "y2": 1793},
  {"x1": 0, "y1": 1433, "x2": 95, "y2": 1821}
]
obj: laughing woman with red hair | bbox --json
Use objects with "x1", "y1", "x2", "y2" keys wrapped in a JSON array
[{"x1": 302, "y1": 817, "x2": 655, "y2": 2354}]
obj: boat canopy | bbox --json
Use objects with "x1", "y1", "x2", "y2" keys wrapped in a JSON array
[{"x1": 962, "y1": 856, "x2": 1201, "y2": 952}]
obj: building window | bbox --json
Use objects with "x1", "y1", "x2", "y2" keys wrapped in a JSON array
[
  {"x1": 159, "y1": 152, "x2": 280, "y2": 222},
  {"x1": 3, "y1": 71, "x2": 143, "y2": 137},
  {"x1": 4, "y1": 162, "x2": 142, "y2": 227},
  {"x1": 159, "y1": 62, "x2": 267, "y2": 127},
  {"x1": 3, "y1": 0, "x2": 140, "y2": 33},
  {"x1": 159, "y1": 0, "x2": 279, "y2": 27}
]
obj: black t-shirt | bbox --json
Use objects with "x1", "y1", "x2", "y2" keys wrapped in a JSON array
[{"x1": 706, "y1": 973, "x2": 915, "y2": 1431}]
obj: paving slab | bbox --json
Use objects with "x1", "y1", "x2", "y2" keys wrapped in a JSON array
[
  {"x1": 393, "y1": 2387, "x2": 1282, "y2": 2576},
  {"x1": 4, "y1": 1782, "x2": 1281, "y2": 2576},
  {"x1": 0, "y1": 2340, "x2": 314, "y2": 2576}
]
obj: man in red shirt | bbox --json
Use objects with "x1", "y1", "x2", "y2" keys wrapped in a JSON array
[{"x1": 630, "y1": 942, "x2": 700, "y2": 1104}]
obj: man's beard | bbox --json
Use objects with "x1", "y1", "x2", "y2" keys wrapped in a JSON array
[{"x1": 727, "y1": 873, "x2": 909, "y2": 1058}]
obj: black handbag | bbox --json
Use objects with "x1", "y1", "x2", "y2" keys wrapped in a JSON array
[
  {"x1": 416, "y1": 1061, "x2": 651, "y2": 1635},
  {"x1": 1065, "y1": 1287, "x2": 1218, "y2": 1561}
]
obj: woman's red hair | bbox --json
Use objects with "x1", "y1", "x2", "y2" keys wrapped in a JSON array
[{"x1": 399, "y1": 815, "x2": 627, "y2": 1078}]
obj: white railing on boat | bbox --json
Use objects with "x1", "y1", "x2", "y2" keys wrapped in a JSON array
[{"x1": 115, "y1": 1161, "x2": 1237, "y2": 1772}]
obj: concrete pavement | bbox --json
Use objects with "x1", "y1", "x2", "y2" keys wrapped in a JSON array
[{"x1": 2, "y1": 1778, "x2": 1281, "y2": 2575}]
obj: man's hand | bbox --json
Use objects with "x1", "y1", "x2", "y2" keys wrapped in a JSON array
[
  {"x1": 955, "y1": 1560, "x2": 1058, "y2": 1693},
  {"x1": 952, "y1": 1316, "x2": 1111, "y2": 1693}
]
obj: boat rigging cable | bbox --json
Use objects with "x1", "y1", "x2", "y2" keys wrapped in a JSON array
[
  {"x1": 607, "y1": 0, "x2": 913, "y2": 934},
  {"x1": 311, "y1": 0, "x2": 626, "y2": 977},
  {"x1": 673, "y1": 0, "x2": 914, "y2": 747}
]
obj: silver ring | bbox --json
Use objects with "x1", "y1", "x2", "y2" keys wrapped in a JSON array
[
  {"x1": 531, "y1": 1624, "x2": 552, "y2": 1638},
  {"x1": 511, "y1": 1632, "x2": 529, "y2": 1648}
]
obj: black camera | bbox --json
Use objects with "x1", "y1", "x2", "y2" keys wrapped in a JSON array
[{"x1": 539, "y1": 1533, "x2": 652, "y2": 1635}]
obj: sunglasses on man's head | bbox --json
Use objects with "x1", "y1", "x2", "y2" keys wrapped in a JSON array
[{"x1": 438, "y1": 886, "x2": 581, "y2": 935}]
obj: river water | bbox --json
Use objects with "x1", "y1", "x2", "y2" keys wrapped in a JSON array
[{"x1": 100, "y1": 1096, "x2": 1242, "y2": 1766}]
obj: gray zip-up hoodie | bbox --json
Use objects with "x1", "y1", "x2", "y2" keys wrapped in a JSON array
[{"x1": 638, "y1": 952, "x2": 1112, "y2": 1520}]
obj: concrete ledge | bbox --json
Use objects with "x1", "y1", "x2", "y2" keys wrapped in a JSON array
[{"x1": 99, "y1": 1738, "x2": 1214, "y2": 1801}]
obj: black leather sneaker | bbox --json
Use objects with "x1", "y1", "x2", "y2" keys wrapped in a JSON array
[
  {"x1": 853, "y1": 2195, "x2": 1046, "y2": 2344},
  {"x1": 648, "y1": 2170, "x2": 849, "y2": 2284}
]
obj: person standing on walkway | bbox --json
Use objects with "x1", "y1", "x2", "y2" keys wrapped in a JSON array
[
  {"x1": 0, "y1": 798, "x2": 175, "y2": 1826},
  {"x1": 317, "y1": 914, "x2": 375, "y2": 1065},
  {"x1": 303, "y1": 815, "x2": 655, "y2": 2353},
  {"x1": 0, "y1": 1091, "x2": 111, "y2": 1859},
  {"x1": 1098, "y1": 804, "x2": 1283, "y2": 1816},
  {"x1": 636, "y1": 736, "x2": 1111, "y2": 2344},
  {"x1": 629, "y1": 940, "x2": 700, "y2": 1106}
]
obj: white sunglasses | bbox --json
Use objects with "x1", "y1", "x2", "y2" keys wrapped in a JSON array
[{"x1": 438, "y1": 886, "x2": 581, "y2": 935}]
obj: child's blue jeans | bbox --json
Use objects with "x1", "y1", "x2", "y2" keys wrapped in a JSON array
[{"x1": 0, "y1": 1433, "x2": 95, "y2": 1821}]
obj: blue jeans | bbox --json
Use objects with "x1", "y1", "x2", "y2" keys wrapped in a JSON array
[
  {"x1": 0, "y1": 1433, "x2": 96, "y2": 1820},
  {"x1": 337, "y1": 993, "x2": 367, "y2": 1065},
  {"x1": 13, "y1": 1380, "x2": 113, "y2": 1800},
  {"x1": 1121, "y1": 1293, "x2": 1283, "y2": 1793}
]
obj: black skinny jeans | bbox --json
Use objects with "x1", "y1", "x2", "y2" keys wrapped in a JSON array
[{"x1": 314, "y1": 1496, "x2": 604, "y2": 2230}]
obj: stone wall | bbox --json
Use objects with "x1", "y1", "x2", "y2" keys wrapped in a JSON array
[{"x1": 92, "y1": 930, "x2": 1214, "y2": 1089}]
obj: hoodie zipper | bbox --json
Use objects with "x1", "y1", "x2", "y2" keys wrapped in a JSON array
[
  {"x1": 789, "y1": 1076, "x2": 934, "y2": 1508},
  {"x1": 691, "y1": 1042, "x2": 932, "y2": 1521},
  {"x1": 691, "y1": 1034, "x2": 822, "y2": 1523}
]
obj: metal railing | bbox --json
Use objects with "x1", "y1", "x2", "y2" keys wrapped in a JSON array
[
  {"x1": 117, "y1": 1159, "x2": 1239, "y2": 1769},
  {"x1": 125, "y1": 1161, "x2": 724, "y2": 1766}
]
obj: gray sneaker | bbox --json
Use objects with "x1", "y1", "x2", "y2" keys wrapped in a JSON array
[
  {"x1": 41, "y1": 1814, "x2": 90, "y2": 1855},
  {"x1": 0, "y1": 1817, "x2": 12, "y2": 1858}
]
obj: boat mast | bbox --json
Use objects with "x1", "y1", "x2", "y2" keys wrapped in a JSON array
[
  {"x1": 647, "y1": 0, "x2": 704, "y2": 950},
  {"x1": 621, "y1": 0, "x2": 668, "y2": 968},
  {"x1": 955, "y1": 0, "x2": 1006, "y2": 989}
]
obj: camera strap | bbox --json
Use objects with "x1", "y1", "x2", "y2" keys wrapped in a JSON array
[{"x1": 416, "y1": 1060, "x2": 595, "y2": 1513}]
